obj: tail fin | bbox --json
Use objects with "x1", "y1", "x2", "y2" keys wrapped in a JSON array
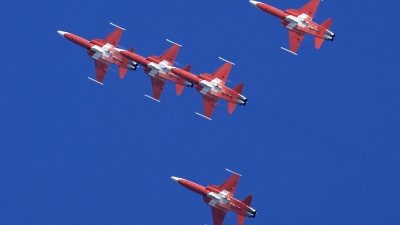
[
  {"x1": 228, "y1": 83, "x2": 244, "y2": 114},
  {"x1": 119, "y1": 48, "x2": 135, "y2": 79},
  {"x1": 315, "y1": 18, "x2": 332, "y2": 49},
  {"x1": 175, "y1": 64, "x2": 191, "y2": 96}
]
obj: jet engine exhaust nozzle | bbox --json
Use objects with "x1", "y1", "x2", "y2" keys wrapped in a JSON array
[
  {"x1": 184, "y1": 81, "x2": 194, "y2": 87},
  {"x1": 238, "y1": 94, "x2": 247, "y2": 102},
  {"x1": 246, "y1": 206, "x2": 257, "y2": 218}
]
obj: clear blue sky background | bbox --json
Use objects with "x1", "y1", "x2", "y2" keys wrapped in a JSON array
[{"x1": 1, "y1": 0, "x2": 399, "y2": 224}]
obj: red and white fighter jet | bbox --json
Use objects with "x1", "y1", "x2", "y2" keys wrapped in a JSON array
[
  {"x1": 250, "y1": 0, "x2": 335, "y2": 55},
  {"x1": 171, "y1": 169, "x2": 257, "y2": 225},
  {"x1": 114, "y1": 40, "x2": 193, "y2": 101},
  {"x1": 57, "y1": 23, "x2": 138, "y2": 85},
  {"x1": 170, "y1": 58, "x2": 247, "y2": 120}
]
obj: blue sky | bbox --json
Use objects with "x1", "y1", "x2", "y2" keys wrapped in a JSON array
[{"x1": 1, "y1": 0, "x2": 399, "y2": 224}]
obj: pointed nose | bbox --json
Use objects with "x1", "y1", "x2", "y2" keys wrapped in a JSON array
[
  {"x1": 171, "y1": 176, "x2": 181, "y2": 183},
  {"x1": 57, "y1": 30, "x2": 67, "y2": 37},
  {"x1": 249, "y1": 0, "x2": 260, "y2": 7}
]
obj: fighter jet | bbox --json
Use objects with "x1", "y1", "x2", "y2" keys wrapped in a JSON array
[
  {"x1": 249, "y1": 0, "x2": 335, "y2": 55},
  {"x1": 171, "y1": 169, "x2": 257, "y2": 225},
  {"x1": 170, "y1": 58, "x2": 247, "y2": 120},
  {"x1": 57, "y1": 23, "x2": 137, "y2": 85},
  {"x1": 115, "y1": 40, "x2": 193, "y2": 101}
]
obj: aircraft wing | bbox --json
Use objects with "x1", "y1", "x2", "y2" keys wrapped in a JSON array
[
  {"x1": 151, "y1": 77, "x2": 166, "y2": 100},
  {"x1": 211, "y1": 207, "x2": 227, "y2": 225},
  {"x1": 299, "y1": 0, "x2": 320, "y2": 19},
  {"x1": 202, "y1": 95, "x2": 219, "y2": 119},
  {"x1": 289, "y1": 30, "x2": 305, "y2": 53},
  {"x1": 94, "y1": 60, "x2": 110, "y2": 83},
  {"x1": 218, "y1": 173, "x2": 240, "y2": 197},
  {"x1": 159, "y1": 44, "x2": 180, "y2": 65},
  {"x1": 210, "y1": 62, "x2": 232, "y2": 86},
  {"x1": 103, "y1": 27, "x2": 123, "y2": 47}
]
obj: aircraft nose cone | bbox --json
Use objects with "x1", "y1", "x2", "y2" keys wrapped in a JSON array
[
  {"x1": 249, "y1": 0, "x2": 260, "y2": 7},
  {"x1": 171, "y1": 176, "x2": 181, "y2": 183},
  {"x1": 57, "y1": 30, "x2": 67, "y2": 37}
]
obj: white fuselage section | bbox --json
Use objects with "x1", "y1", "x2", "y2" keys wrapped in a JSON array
[
  {"x1": 207, "y1": 190, "x2": 231, "y2": 207},
  {"x1": 285, "y1": 13, "x2": 309, "y2": 30},
  {"x1": 91, "y1": 43, "x2": 114, "y2": 60},
  {"x1": 199, "y1": 78, "x2": 223, "y2": 95},
  {"x1": 147, "y1": 60, "x2": 171, "y2": 77}
]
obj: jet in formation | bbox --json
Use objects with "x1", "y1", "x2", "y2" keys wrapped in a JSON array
[
  {"x1": 57, "y1": 23, "x2": 248, "y2": 120},
  {"x1": 249, "y1": 0, "x2": 335, "y2": 55},
  {"x1": 170, "y1": 59, "x2": 247, "y2": 120},
  {"x1": 114, "y1": 40, "x2": 193, "y2": 102},
  {"x1": 116, "y1": 47, "x2": 247, "y2": 120},
  {"x1": 171, "y1": 169, "x2": 257, "y2": 225},
  {"x1": 57, "y1": 23, "x2": 138, "y2": 85}
]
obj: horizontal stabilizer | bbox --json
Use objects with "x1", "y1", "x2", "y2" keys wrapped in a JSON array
[
  {"x1": 176, "y1": 84, "x2": 185, "y2": 96},
  {"x1": 119, "y1": 67, "x2": 128, "y2": 79},
  {"x1": 183, "y1": 64, "x2": 191, "y2": 72},
  {"x1": 228, "y1": 83, "x2": 245, "y2": 114},
  {"x1": 175, "y1": 64, "x2": 191, "y2": 96},
  {"x1": 321, "y1": 18, "x2": 333, "y2": 30},
  {"x1": 242, "y1": 195, "x2": 253, "y2": 206},
  {"x1": 233, "y1": 83, "x2": 244, "y2": 94},
  {"x1": 315, "y1": 37, "x2": 324, "y2": 49},
  {"x1": 228, "y1": 102, "x2": 237, "y2": 114},
  {"x1": 237, "y1": 214, "x2": 246, "y2": 225},
  {"x1": 119, "y1": 48, "x2": 136, "y2": 79}
]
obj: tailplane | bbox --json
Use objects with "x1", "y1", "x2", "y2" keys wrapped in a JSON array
[
  {"x1": 119, "y1": 48, "x2": 136, "y2": 79},
  {"x1": 237, "y1": 195, "x2": 255, "y2": 225},
  {"x1": 228, "y1": 83, "x2": 245, "y2": 114},
  {"x1": 321, "y1": 18, "x2": 333, "y2": 30},
  {"x1": 315, "y1": 18, "x2": 333, "y2": 49},
  {"x1": 175, "y1": 64, "x2": 192, "y2": 96}
]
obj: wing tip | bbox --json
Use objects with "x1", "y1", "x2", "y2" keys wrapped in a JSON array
[{"x1": 225, "y1": 168, "x2": 242, "y2": 176}]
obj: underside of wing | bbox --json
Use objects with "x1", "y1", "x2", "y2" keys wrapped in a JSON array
[
  {"x1": 211, "y1": 207, "x2": 227, "y2": 225},
  {"x1": 103, "y1": 27, "x2": 123, "y2": 47},
  {"x1": 151, "y1": 77, "x2": 166, "y2": 100},
  {"x1": 211, "y1": 62, "x2": 232, "y2": 86},
  {"x1": 202, "y1": 95, "x2": 218, "y2": 119},
  {"x1": 160, "y1": 44, "x2": 180, "y2": 65},
  {"x1": 289, "y1": 30, "x2": 305, "y2": 53},
  {"x1": 94, "y1": 60, "x2": 110, "y2": 83},
  {"x1": 219, "y1": 173, "x2": 240, "y2": 197},
  {"x1": 299, "y1": 0, "x2": 320, "y2": 19}
]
